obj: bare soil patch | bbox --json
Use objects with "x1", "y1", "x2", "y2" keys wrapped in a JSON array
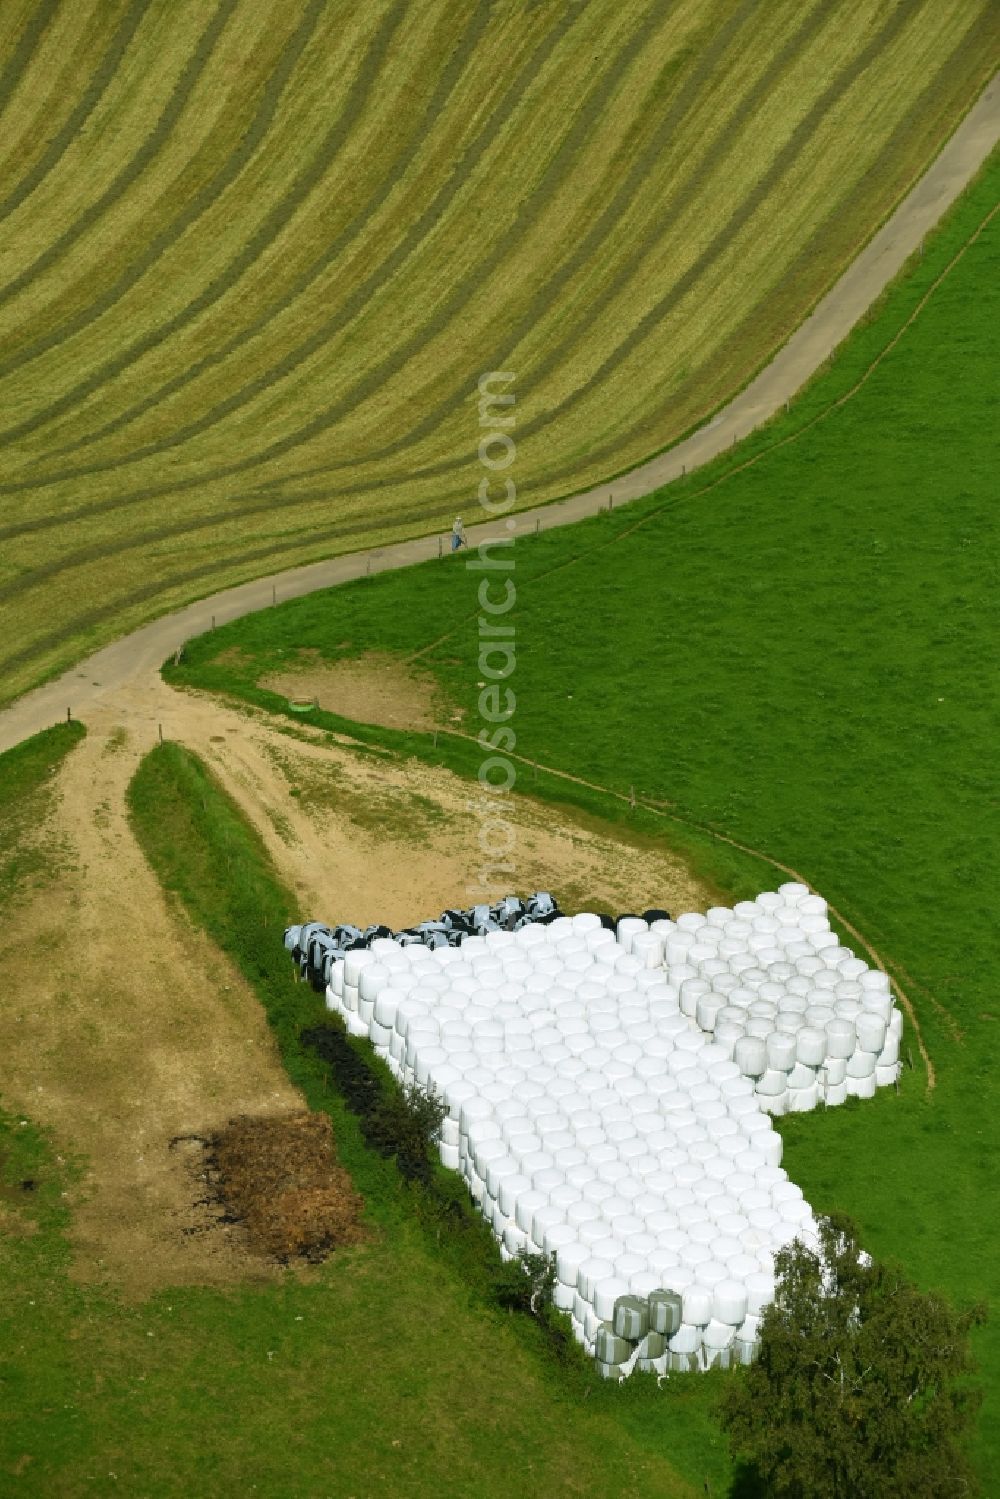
[
  {"x1": 210, "y1": 1111, "x2": 365, "y2": 1262},
  {"x1": 261, "y1": 650, "x2": 459, "y2": 734}
]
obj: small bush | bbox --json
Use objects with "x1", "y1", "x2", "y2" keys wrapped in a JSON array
[
  {"x1": 367, "y1": 1082, "x2": 448, "y2": 1183},
  {"x1": 492, "y1": 1249, "x2": 557, "y2": 1314},
  {"x1": 301, "y1": 1023, "x2": 445, "y2": 1182}
]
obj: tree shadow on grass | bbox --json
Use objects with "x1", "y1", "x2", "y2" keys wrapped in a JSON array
[{"x1": 727, "y1": 1459, "x2": 767, "y2": 1497}]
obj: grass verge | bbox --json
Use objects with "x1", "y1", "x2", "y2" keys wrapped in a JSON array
[{"x1": 0, "y1": 720, "x2": 84, "y2": 906}]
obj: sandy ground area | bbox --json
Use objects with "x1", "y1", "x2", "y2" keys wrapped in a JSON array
[
  {"x1": 261, "y1": 649, "x2": 461, "y2": 734},
  {"x1": 0, "y1": 664, "x2": 715, "y2": 1296}
]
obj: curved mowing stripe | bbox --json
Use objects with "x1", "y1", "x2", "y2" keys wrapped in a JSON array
[
  {"x1": 4, "y1": 0, "x2": 614, "y2": 470},
  {"x1": 0, "y1": 0, "x2": 61, "y2": 127},
  {"x1": 0, "y1": 0, "x2": 242, "y2": 318},
  {"x1": 26, "y1": 0, "x2": 860, "y2": 500},
  {"x1": 251, "y1": 0, "x2": 836, "y2": 492},
  {"x1": 2, "y1": 0, "x2": 449, "y2": 461},
  {"x1": 0, "y1": 0, "x2": 966, "y2": 523},
  {"x1": 0, "y1": 0, "x2": 623, "y2": 499},
  {"x1": 28, "y1": 0, "x2": 741, "y2": 476},
  {"x1": 243, "y1": 0, "x2": 938, "y2": 502},
  {"x1": 0, "y1": 106, "x2": 996, "y2": 702},
  {"x1": 339, "y1": 0, "x2": 923, "y2": 491},
  {"x1": 0, "y1": 7, "x2": 989, "y2": 620},
  {"x1": 79, "y1": 0, "x2": 844, "y2": 496},
  {"x1": 0, "y1": 10, "x2": 974, "y2": 578},
  {"x1": 0, "y1": 0, "x2": 328, "y2": 378},
  {"x1": 0, "y1": 505, "x2": 444, "y2": 682},
  {"x1": 0, "y1": 0, "x2": 148, "y2": 230},
  {"x1": 36, "y1": 0, "x2": 673, "y2": 471},
  {"x1": 1, "y1": 172, "x2": 997, "y2": 685},
  {"x1": 215, "y1": 5, "x2": 997, "y2": 502},
  {"x1": 0, "y1": 11, "x2": 965, "y2": 577},
  {"x1": 492, "y1": 33, "x2": 1000, "y2": 495},
  {"x1": 39, "y1": 0, "x2": 494, "y2": 463}
]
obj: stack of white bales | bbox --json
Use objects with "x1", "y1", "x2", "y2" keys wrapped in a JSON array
[
  {"x1": 325, "y1": 906, "x2": 834, "y2": 1376},
  {"x1": 617, "y1": 883, "x2": 902, "y2": 1114}
]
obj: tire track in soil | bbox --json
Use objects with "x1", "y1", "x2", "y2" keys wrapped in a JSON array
[{"x1": 0, "y1": 718, "x2": 304, "y2": 1296}]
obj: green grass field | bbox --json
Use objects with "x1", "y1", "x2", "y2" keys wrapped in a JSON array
[
  {"x1": 0, "y1": 0, "x2": 997, "y2": 705},
  {"x1": 170, "y1": 148, "x2": 1000, "y2": 1482}
]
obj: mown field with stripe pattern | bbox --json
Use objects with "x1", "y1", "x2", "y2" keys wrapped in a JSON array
[{"x1": 0, "y1": 0, "x2": 997, "y2": 704}]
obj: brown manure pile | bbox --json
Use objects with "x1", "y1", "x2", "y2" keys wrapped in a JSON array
[{"x1": 212, "y1": 1111, "x2": 364, "y2": 1262}]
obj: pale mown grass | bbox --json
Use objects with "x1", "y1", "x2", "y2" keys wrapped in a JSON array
[{"x1": 0, "y1": 0, "x2": 997, "y2": 704}]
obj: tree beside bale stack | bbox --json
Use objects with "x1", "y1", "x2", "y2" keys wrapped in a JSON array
[{"x1": 718, "y1": 1212, "x2": 986, "y2": 1498}]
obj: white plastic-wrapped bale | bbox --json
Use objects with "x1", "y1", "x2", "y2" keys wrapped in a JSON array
[
  {"x1": 314, "y1": 886, "x2": 893, "y2": 1375},
  {"x1": 654, "y1": 886, "x2": 902, "y2": 1114}
]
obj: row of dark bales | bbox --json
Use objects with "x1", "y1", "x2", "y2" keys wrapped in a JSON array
[{"x1": 284, "y1": 895, "x2": 672, "y2": 989}]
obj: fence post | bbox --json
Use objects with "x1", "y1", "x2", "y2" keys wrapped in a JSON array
[{"x1": 67, "y1": 706, "x2": 71, "y2": 722}]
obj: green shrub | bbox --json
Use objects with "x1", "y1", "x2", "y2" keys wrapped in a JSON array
[{"x1": 492, "y1": 1249, "x2": 557, "y2": 1315}]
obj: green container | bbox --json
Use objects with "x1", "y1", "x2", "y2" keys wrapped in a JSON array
[
  {"x1": 649, "y1": 1289, "x2": 683, "y2": 1337},
  {"x1": 595, "y1": 1323, "x2": 632, "y2": 1365},
  {"x1": 613, "y1": 1294, "x2": 649, "y2": 1341},
  {"x1": 640, "y1": 1330, "x2": 666, "y2": 1360}
]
